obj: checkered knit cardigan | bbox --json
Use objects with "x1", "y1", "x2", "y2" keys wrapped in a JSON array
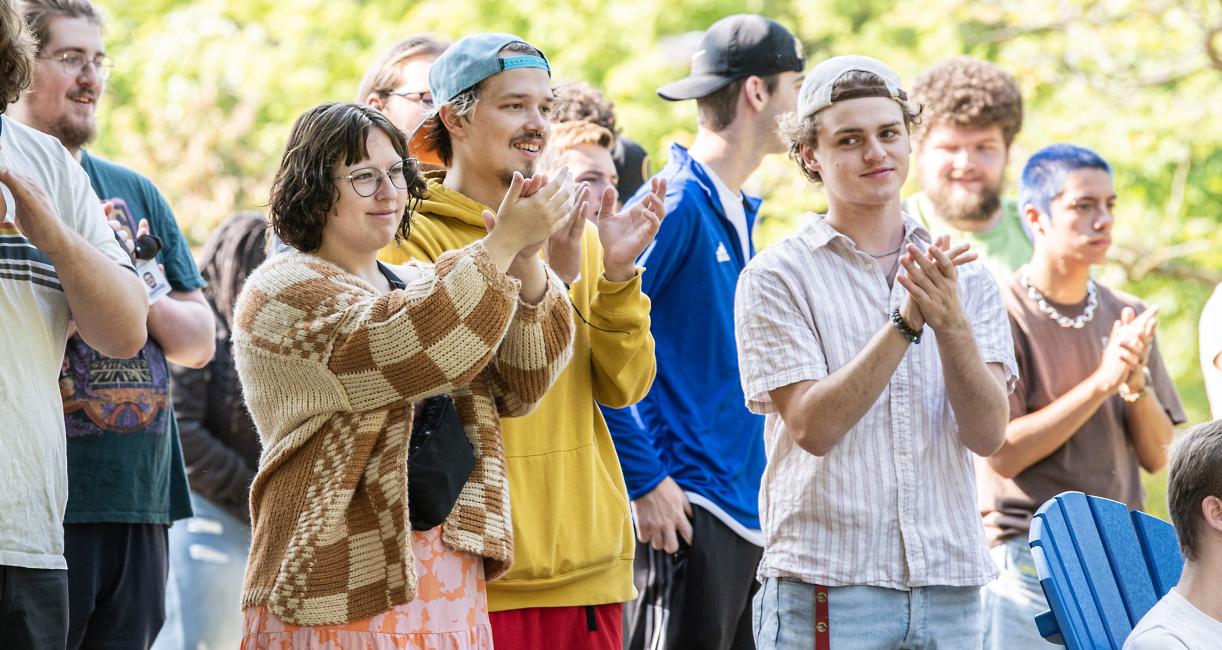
[{"x1": 232, "y1": 242, "x2": 574, "y2": 626}]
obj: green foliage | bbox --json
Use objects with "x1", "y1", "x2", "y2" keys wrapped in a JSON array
[{"x1": 93, "y1": 0, "x2": 1222, "y2": 516}]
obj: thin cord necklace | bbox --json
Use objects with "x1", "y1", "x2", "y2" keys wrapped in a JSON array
[
  {"x1": 867, "y1": 243, "x2": 904, "y2": 258},
  {"x1": 1020, "y1": 266, "x2": 1097, "y2": 329}
]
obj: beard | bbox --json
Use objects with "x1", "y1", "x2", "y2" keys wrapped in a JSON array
[
  {"x1": 496, "y1": 161, "x2": 536, "y2": 188},
  {"x1": 925, "y1": 175, "x2": 1003, "y2": 226},
  {"x1": 51, "y1": 113, "x2": 96, "y2": 151}
]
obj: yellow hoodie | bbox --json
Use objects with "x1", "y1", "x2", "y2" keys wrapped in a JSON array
[{"x1": 381, "y1": 175, "x2": 654, "y2": 611}]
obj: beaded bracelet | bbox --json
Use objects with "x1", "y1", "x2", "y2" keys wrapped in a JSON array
[{"x1": 890, "y1": 309, "x2": 922, "y2": 344}]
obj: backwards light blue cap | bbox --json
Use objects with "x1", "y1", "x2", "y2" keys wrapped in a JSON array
[{"x1": 428, "y1": 33, "x2": 550, "y2": 106}]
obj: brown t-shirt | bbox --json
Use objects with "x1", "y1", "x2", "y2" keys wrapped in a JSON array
[{"x1": 980, "y1": 276, "x2": 1186, "y2": 545}]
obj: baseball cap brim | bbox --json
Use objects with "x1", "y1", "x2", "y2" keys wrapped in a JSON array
[
  {"x1": 657, "y1": 73, "x2": 736, "y2": 101},
  {"x1": 407, "y1": 113, "x2": 444, "y2": 167}
]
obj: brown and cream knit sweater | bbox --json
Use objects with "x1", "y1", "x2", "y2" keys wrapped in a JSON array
[{"x1": 232, "y1": 242, "x2": 574, "y2": 626}]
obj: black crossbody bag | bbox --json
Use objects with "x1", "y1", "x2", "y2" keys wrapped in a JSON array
[
  {"x1": 407, "y1": 394, "x2": 475, "y2": 530},
  {"x1": 375, "y1": 262, "x2": 477, "y2": 531}
]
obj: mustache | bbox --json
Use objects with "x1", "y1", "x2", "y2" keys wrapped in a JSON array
[{"x1": 510, "y1": 131, "x2": 546, "y2": 145}]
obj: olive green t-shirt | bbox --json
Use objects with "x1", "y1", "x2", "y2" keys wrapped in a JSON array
[
  {"x1": 981, "y1": 277, "x2": 1186, "y2": 545},
  {"x1": 905, "y1": 192, "x2": 1033, "y2": 287}
]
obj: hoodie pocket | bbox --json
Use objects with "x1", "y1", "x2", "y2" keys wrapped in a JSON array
[{"x1": 504, "y1": 443, "x2": 631, "y2": 582}]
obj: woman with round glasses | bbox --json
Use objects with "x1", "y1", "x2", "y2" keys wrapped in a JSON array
[{"x1": 232, "y1": 102, "x2": 575, "y2": 648}]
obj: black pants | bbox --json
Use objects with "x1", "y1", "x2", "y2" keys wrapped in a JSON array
[
  {"x1": 0, "y1": 565, "x2": 69, "y2": 649},
  {"x1": 64, "y1": 523, "x2": 169, "y2": 650},
  {"x1": 625, "y1": 504, "x2": 764, "y2": 650}
]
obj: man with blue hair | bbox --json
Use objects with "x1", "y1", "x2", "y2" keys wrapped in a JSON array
[{"x1": 979, "y1": 143, "x2": 1185, "y2": 648}]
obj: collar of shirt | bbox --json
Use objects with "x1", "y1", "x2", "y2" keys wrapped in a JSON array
[{"x1": 798, "y1": 211, "x2": 931, "y2": 257}]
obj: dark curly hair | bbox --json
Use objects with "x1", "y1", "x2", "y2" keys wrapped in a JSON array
[
  {"x1": 910, "y1": 57, "x2": 1023, "y2": 147},
  {"x1": 779, "y1": 70, "x2": 921, "y2": 184},
  {"x1": 553, "y1": 81, "x2": 617, "y2": 133},
  {"x1": 269, "y1": 102, "x2": 426, "y2": 253},
  {"x1": 0, "y1": 0, "x2": 38, "y2": 113}
]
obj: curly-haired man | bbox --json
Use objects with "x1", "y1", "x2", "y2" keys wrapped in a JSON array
[{"x1": 906, "y1": 57, "x2": 1031, "y2": 283}]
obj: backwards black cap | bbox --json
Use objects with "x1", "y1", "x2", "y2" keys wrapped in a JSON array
[{"x1": 658, "y1": 14, "x2": 804, "y2": 102}]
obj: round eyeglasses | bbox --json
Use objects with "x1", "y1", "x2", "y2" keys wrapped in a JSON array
[
  {"x1": 41, "y1": 52, "x2": 114, "y2": 80},
  {"x1": 335, "y1": 159, "x2": 417, "y2": 197}
]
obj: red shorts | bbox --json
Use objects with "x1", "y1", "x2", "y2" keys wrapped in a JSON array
[{"x1": 490, "y1": 603, "x2": 622, "y2": 650}]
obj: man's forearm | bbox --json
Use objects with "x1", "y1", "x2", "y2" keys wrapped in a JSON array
[
  {"x1": 51, "y1": 230, "x2": 148, "y2": 358},
  {"x1": 1124, "y1": 392, "x2": 1174, "y2": 472},
  {"x1": 148, "y1": 292, "x2": 216, "y2": 368},
  {"x1": 936, "y1": 324, "x2": 1009, "y2": 456},
  {"x1": 992, "y1": 376, "x2": 1110, "y2": 479},
  {"x1": 778, "y1": 322, "x2": 910, "y2": 456}
]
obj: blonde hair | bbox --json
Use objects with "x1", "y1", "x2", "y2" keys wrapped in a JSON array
[{"x1": 539, "y1": 120, "x2": 613, "y2": 173}]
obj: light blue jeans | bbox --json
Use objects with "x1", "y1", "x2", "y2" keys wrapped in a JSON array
[
  {"x1": 981, "y1": 537, "x2": 1058, "y2": 649},
  {"x1": 753, "y1": 577, "x2": 982, "y2": 649},
  {"x1": 150, "y1": 491, "x2": 251, "y2": 650}
]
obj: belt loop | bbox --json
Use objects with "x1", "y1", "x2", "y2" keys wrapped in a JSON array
[{"x1": 586, "y1": 604, "x2": 597, "y2": 632}]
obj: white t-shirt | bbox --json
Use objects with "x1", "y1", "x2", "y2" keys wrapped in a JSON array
[
  {"x1": 700, "y1": 162, "x2": 752, "y2": 262},
  {"x1": 1201, "y1": 284, "x2": 1222, "y2": 419},
  {"x1": 1124, "y1": 588, "x2": 1222, "y2": 649},
  {"x1": 0, "y1": 116, "x2": 131, "y2": 570}
]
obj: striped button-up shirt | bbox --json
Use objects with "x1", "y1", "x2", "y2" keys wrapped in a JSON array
[{"x1": 734, "y1": 213, "x2": 1016, "y2": 589}]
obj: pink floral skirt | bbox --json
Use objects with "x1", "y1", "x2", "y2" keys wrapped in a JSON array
[{"x1": 240, "y1": 527, "x2": 493, "y2": 649}]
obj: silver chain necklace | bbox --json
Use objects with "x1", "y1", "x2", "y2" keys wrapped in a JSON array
[{"x1": 1020, "y1": 267, "x2": 1098, "y2": 329}]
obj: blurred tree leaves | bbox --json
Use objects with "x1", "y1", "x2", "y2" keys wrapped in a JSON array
[{"x1": 94, "y1": 0, "x2": 1221, "y2": 466}]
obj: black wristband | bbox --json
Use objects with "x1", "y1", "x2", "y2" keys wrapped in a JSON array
[{"x1": 891, "y1": 309, "x2": 922, "y2": 344}]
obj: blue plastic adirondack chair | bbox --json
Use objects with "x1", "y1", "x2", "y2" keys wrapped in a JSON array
[{"x1": 1027, "y1": 491, "x2": 1184, "y2": 649}]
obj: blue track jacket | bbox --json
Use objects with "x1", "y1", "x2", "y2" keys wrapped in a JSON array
[{"x1": 602, "y1": 143, "x2": 766, "y2": 531}]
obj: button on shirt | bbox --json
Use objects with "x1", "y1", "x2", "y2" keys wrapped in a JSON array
[{"x1": 734, "y1": 213, "x2": 1017, "y2": 590}]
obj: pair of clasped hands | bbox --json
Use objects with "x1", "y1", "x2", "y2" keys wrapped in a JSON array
[
  {"x1": 479, "y1": 168, "x2": 666, "y2": 280},
  {"x1": 892, "y1": 235, "x2": 978, "y2": 335}
]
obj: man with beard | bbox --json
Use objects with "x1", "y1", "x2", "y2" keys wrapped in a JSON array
[
  {"x1": 8, "y1": 1, "x2": 216, "y2": 647},
  {"x1": 980, "y1": 144, "x2": 1184, "y2": 649},
  {"x1": 906, "y1": 57, "x2": 1031, "y2": 284},
  {"x1": 601, "y1": 14, "x2": 805, "y2": 650},
  {"x1": 379, "y1": 33, "x2": 667, "y2": 649},
  {"x1": 0, "y1": 1, "x2": 147, "y2": 645}
]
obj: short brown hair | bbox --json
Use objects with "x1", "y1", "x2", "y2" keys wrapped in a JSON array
[
  {"x1": 538, "y1": 120, "x2": 614, "y2": 173},
  {"x1": 553, "y1": 81, "x2": 617, "y2": 133},
  {"x1": 355, "y1": 35, "x2": 449, "y2": 103},
  {"x1": 21, "y1": 0, "x2": 104, "y2": 55},
  {"x1": 1167, "y1": 420, "x2": 1222, "y2": 561},
  {"x1": 696, "y1": 74, "x2": 781, "y2": 132},
  {"x1": 910, "y1": 57, "x2": 1023, "y2": 147},
  {"x1": 427, "y1": 41, "x2": 546, "y2": 166},
  {"x1": 269, "y1": 102, "x2": 426, "y2": 253},
  {"x1": 779, "y1": 70, "x2": 921, "y2": 183},
  {"x1": 0, "y1": 0, "x2": 37, "y2": 112}
]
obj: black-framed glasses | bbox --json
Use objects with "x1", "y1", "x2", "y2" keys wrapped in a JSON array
[
  {"x1": 335, "y1": 159, "x2": 417, "y2": 197},
  {"x1": 40, "y1": 51, "x2": 113, "y2": 80},
  {"x1": 385, "y1": 90, "x2": 434, "y2": 109}
]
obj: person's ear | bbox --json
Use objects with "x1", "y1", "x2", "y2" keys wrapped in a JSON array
[
  {"x1": 799, "y1": 142, "x2": 820, "y2": 177},
  {"x1": 1203, "y1": 495, "x2": 1222, "y2": 534},
  {"x1": 743, "y1": 76, "x2": 769, "y2": 112},
  {"x1": 1025, "y1": 205, "x2": 1047, "y2": 236},
  {"x1": 438, "y1": 104, "x2": 467, "y2": 141},
  {"x1": 366, "y1": 93, "x2": 386, "y2": 111}
]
